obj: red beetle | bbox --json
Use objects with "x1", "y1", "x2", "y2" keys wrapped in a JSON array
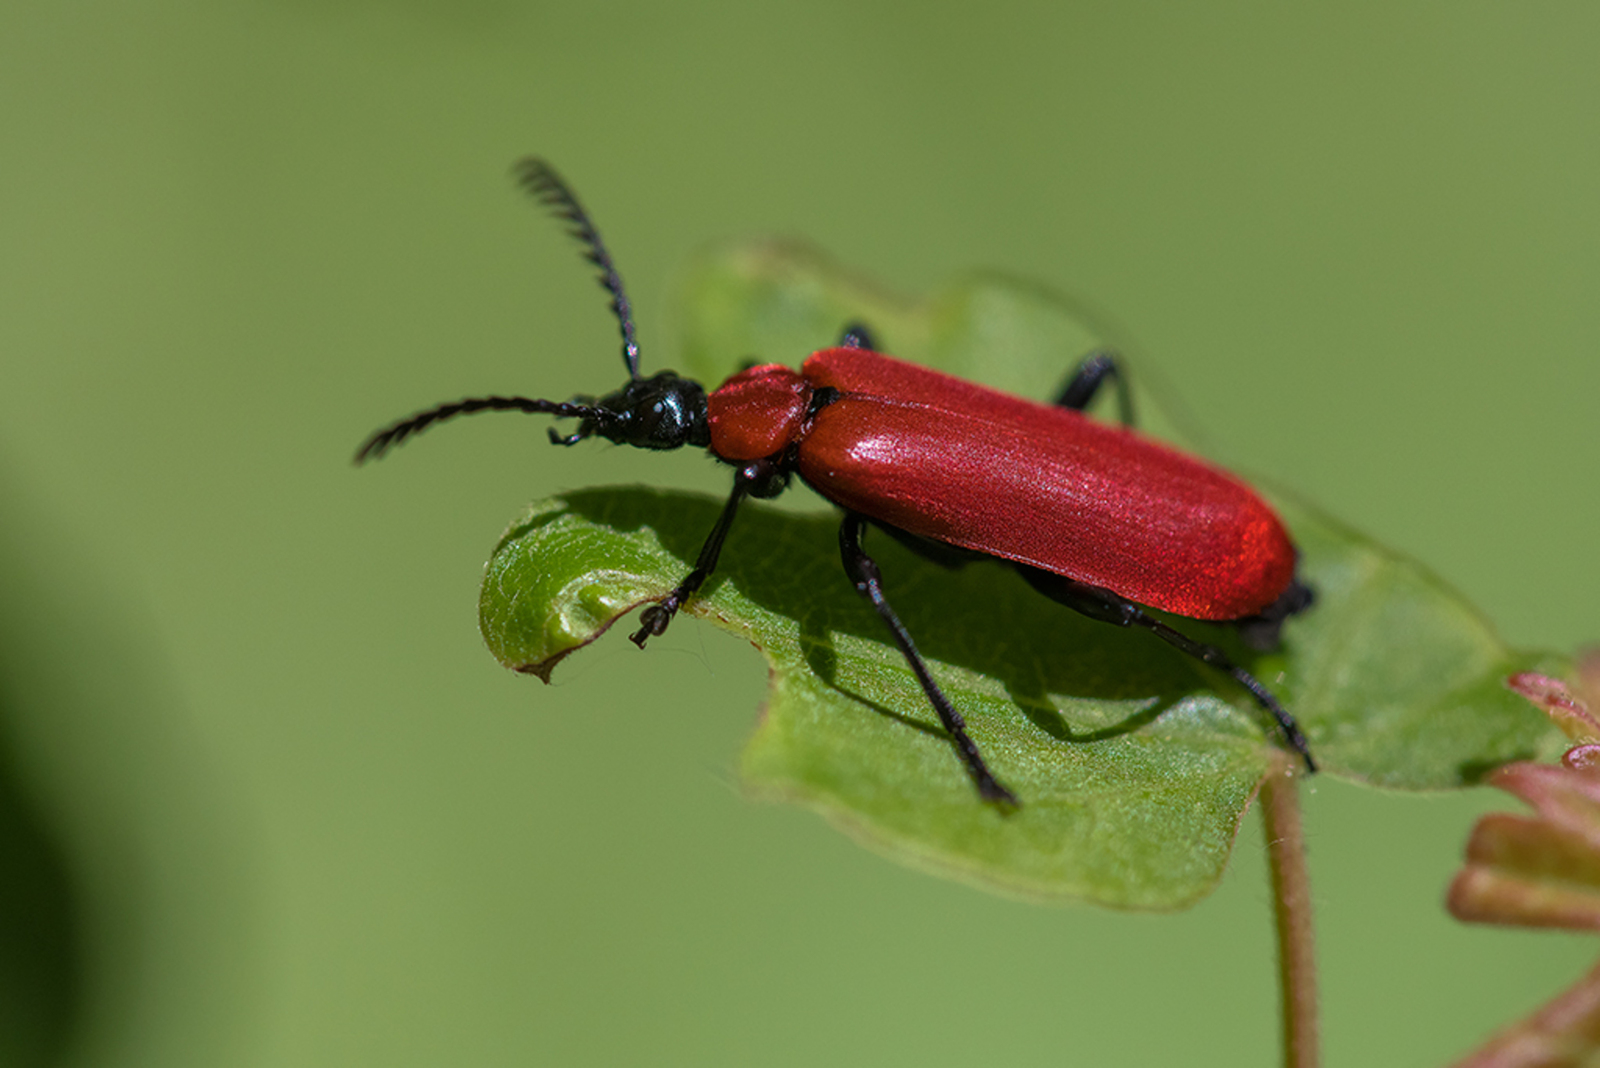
[{"x1": 358, "y1": 159, "x2": 1316, "y2": 807}]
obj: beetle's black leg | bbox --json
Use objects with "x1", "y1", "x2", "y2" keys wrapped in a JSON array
[
  {"x1": 1233, "y1": 578, "x2": 1316, "y2": 652},
  {"x1": 1018, "y1": 567, "x2": 1316, "y2": 772},
  {"x1": 838, "y1": 323, "x2": 878, "y2": 351},
  {"x1": 840, "y1": 514, "x2": 1019, "y2": 807},
  {"x1": 631, "y1": 464, "x2": 761, "y2": 647},
  {"x1": 1054, "y1": 349, "x2": 1135, "y2": 427}
]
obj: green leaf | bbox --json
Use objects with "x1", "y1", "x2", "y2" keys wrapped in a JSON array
[{"x1": 478, "y1": 241, "x2": 1568, "y2": 908}]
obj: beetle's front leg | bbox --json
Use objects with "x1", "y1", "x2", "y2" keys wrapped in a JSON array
[
  {"x1": 630, "y1": 473, "x2": 747, "y2": 646},
  {"x1": 839, "y1": 514, "x2": 1019, "y2": 808},
  {"x1": 1054, "y1": 350, "x2": 1135, "y2": 427},
  {"x1": 630, "y1": 459, "x2": 784, "y2": 646}
]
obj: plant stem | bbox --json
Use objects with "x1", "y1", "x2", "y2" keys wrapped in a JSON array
[{"x1": 1263, "y1": 763, "x2": 1319, "y2": 1068}]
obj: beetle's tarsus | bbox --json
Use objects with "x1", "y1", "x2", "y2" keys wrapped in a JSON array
[
  {"x1": 631, "y1": 603, "x2": 674, "y2": 647},
  {"x1": 978, "y1": 775, "x2": 1021, "y2": 810}
]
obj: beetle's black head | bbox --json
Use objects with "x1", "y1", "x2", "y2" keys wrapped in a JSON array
[
  {"x1": 554, "y1": 370, "x2": 710, "y2": 450},
  {"x1": 353, "y1": 370, "x2": 711, "y2": 464}
]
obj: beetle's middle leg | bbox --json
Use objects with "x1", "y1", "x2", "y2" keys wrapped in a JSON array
[
  {"x1": 1017, "y1": 565, "x2": 1316, "y2": 772},
  {"x1": 839, "y1": 513, "x2": 1019, "y2": 808}
]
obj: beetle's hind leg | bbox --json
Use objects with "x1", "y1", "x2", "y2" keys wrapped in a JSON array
[
  {"x1": 1233, "y1": 577, "x2": 1315, "y2": 652},
  {"x1": 1054, "y1": 350, "x2": 1135, "y2": 427},
  {"x1": 838, "y1": 514, "x2": 1019, "y2": 808},
  {"x1": 1017, "y1": 566, "x2": 1316, "y2": 772}
]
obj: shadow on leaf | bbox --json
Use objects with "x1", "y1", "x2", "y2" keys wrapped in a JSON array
[{"x1": 555, "y1": 485, "x2": 1271, "y2": 752}]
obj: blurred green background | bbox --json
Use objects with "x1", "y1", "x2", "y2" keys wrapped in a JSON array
[{"x1": 2, "y1": 2, "x2": 1596, "y2": 1065}]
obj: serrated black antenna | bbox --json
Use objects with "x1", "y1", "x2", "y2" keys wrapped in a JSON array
[
  {"x1": 514, "y1": 158, "x2": 641, "y2": 380},
  {"x1": 354, "y1": 396, "x2": 600, "y2": 464}
]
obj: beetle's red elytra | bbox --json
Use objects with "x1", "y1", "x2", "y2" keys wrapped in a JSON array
[
  {"x1": 715, "y1": 352, "x2": 1298, "y2": 622},
  {"x1": 357, "y1": 158, "x2": 1317, "y2": 808}
]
